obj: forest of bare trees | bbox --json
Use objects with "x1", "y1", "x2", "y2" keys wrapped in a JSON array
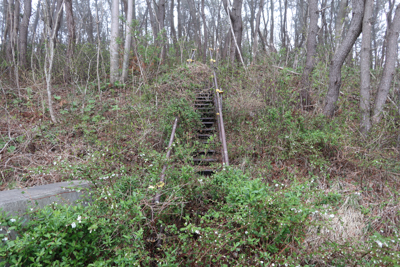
[
  {"x1": 2, "y1": 2, "x2": 400, "y2": 264},
  {"x1": 1, "y1": 0, "x2": 400, "y2": 132}
]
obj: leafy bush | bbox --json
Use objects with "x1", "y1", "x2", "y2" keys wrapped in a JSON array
[{"x1": 0, "y1": 165, "x2": 319, "y2": 266}]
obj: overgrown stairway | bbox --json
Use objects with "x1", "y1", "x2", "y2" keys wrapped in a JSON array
[{"x1": 193, "y1": 88, "x2": 219, "y2": 176}]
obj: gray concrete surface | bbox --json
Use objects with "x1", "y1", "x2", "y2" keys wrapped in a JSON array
[
  {"x1": 0, "y1": 180, "x2": 91, "y2": 217},
  {"x1": 0, "y1": 180, "x2": 91, "y2": 265}
]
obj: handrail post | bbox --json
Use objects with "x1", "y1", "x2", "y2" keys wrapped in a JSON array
[{"x1": 209, "y1": 50, "x2": 229, "y2": 166}]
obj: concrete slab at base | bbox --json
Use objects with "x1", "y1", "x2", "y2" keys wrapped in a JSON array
[{"x1": 0, "y1": 180, "x2": 90, "y2": 216}]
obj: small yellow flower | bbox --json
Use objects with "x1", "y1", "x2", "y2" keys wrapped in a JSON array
[{"x1": 156, "y1": 182, "x2": 165, "y2": 188}]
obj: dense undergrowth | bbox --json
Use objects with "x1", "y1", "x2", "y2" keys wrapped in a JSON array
[{"x1": 1, "y1": 53, "x2": 400, "y2": 266}]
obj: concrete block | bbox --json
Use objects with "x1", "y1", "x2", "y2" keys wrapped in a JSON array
[{"x1": 0, "y1": 180, "x2": 91, "y2": 217}]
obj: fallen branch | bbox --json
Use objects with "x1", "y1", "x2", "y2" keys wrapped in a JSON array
[
  {"x1": 272, "y1": 65, "x2": 301, "y2": 75},
  {"x1": 154, "y1": 116, "x2": 179, "y2": 204}
]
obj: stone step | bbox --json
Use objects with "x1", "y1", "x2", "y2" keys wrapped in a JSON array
[{"x1": 193, "y1": 158, "x2": 218, "y2": 165}]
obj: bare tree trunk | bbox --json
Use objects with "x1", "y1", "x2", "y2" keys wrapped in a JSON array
[
  {"x1": 335, "y1": 0, "x2": 349, "y2": 50},
  {"x1": 222, "y1": 29, "x2": 231, "y2": 61},
  {"x1": 201, "y1": 0, "x2": 208, "y2": 63},
  {"x1": 223, "y1": 0, "x2": 243, "y2": 63},
  {"x1": 371, "y1": 1, "x2": 378, "y2": 69},
  {"x1": 324, "y1": 0, "x2": 364, "y2": 117},
  {"x1": 177, "y1": 0, "x2": 182, "y2": 39},
  {"x1": 12, "y1": 0, "x2": 19, "y2": 49},
  {"x1": 249, "y1": 0, "x2": 255, "y2": 39},
  {"x1": 64, "y1": 0, "x2": 75, "y2": 83},
  {"x1": 301, "y1": 0, "x2": 309, "y2": 48},
  {"x1": 2, "y1": 0, "x2": 10, "y2": 58},
  {"x1": 216, "y1": 2, "x2": 222, "y2": 48},
  {"x1": 19, "y1": 0, "x2": 31, "y2": 69},
  {"x1": 43, "y1": 0, "x2": 64, "y2": 123},
  {"x1": 132, "y1": 0, "x2": 135, "y2": 20},
  {"x1": 282, "y1": 0, "x2": 288, "y2": 49},
  {"x1": 380, "y1": 0, "x2": 394, "y2": 68},
  {"x1": 252, "y1": 0, "x2": 263, "y2": 63},
  {"x1": 30, "y1": 1, "x2": 40, "y2": 43},
  {"x1": 87, "y1": 5, "x2": 94, "y2": 43},
  {"x1": 52, "y1": 0, "x2": 63, "y2": 48},
  {"x1": 328, "y1": 0, "x2": 334, "y2": 50},
  {"x1": 359, "y1": 0, "x2": 373, "y2": 134},
  {"x1": 269, "y1": 0, "x2": 274, "y2": 51},
  {"x1": 122, "y1": 0, "x2": 133, "y2": 82},
  {"x1": 262, "y1": 2, "x2": 269, "y2": 36},
  {"x1": 110, "y1": 0, "x2": 119, "y2": 83},
  {"x1": 258, "y1": 28, "x2": 267, "y2": 52},
  {"x1": 188, "y1": 0, "x2": 201, "y2": 58},
  {"x1": 156, "y1": 0, "x2": 166, "y2": 62},
  {"x1": 170, "y1": 0, "x2": 177, "y2": 55},
  {"x1": 294, "y1": 0, "x2": 304, "y2": 48},
  {"x1": 300, "y1": 0, "x2": 318, "y2": 109},
  {"x1": 145, "y1": 0, "x2": 157, "y2": 40},
  {"x1": 1, "y1": 0, "x2": 7, "y2": 49},
  {"x1": 8, "y1": 0, "x2": 20, "y2": 92},
  {"x1": 372, "y1": 4, "x2": 400, "y2": 124},
  {"x1": 321, "y1": 0, "x2": 328, "y2": 45},
  {"x1": 4, "y1": 5, "x2": 12, "y2": 70},
  {"x1": 30, "y1": 1, "x2": 40, "y2": 78},
  {"x1": 279, "y1": 0, "x2": 283, "y2": 46}
]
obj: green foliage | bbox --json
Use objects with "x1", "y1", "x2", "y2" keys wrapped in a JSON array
[
  {"x1": 0, "y1": 166, "x2": 320, "y2": 266},
  {"x1": 159, "y1": 96, "x2": 201, "y2": 139},
  {"x1": 0, "y1": 205, "x2": 104, "y2": 266},
  {"x1": 0, "y1": 184, "x2": 150, "y2": 266}
]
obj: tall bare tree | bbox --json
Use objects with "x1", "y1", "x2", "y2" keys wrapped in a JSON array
[
  {"x1": 252, "y1": 0, "x2": 264, "y2": 63},
  {"x1": 177, "y1": 0, "x2": 182, "y2": 39},
  {"x1": 30, "y1": 1, "x2": 40, "y2": 43},
  {"x1": 269, "y1": 0, "x2": 275, "y2": 51},
  {"x1": 282, "y1": 0, "x2": 288, "y2": 48},
  {"x1": 300, "y1": 0, "x2": 319, "y2": 109},
  {"x1": 201, "y1": 0, "x2": 208, "y2": 63},
  {"x1": 122, "y1": 0, "x2": 133, "y2": 82},
  {"x1": 379, "y1": 0, "x2": 394, "y2": 68},
  {"x1": 43, "y1": 0, "x2": 64, "y2": 123},
  {"x1": 18, "y1": 0, "x2": 31, "y2": 69},
  {"x1": 360, "y1": 0, "x2": 373, "y2": 134},
  {"x1": 110, "y1": 0, "x2": 119, "y2": 83},
  {"x1": 335, "y1": 0, "x2": 349, "y2": 50},
  {"x1": 5, "y1": 0, "x2": 19, "y2": 64},
  {"x1": 64, "y1": 0, "x2": 75, "y2": 83},
  {"x1": 146, "y1": 0, "x2": 157, "y2": 39},
  {"x1": 147, "y1": 0, "x2": 166, "y2": 61},
  {"x1": 324, "y1": 0, "x2": 364, "y2": 117},
  {"x1": 188, "y1": 0, "x2": 201, "y2": 54},
  {"x1": 52, "y1": 0, "x2": 63, "y2": 47},
  {"x1": 170, "y1": 0, "x2": 177, "y2": 54},
  {"x1": 372, "y1": 4, "x2": 400, "y2": 124},
  {"x1": 223, "y1": 0, "x2": 244, "y2": 63}
]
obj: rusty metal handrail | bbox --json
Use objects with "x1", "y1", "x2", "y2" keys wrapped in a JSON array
[
  {"x1": 187, "y1": 49, "x2": 196, "y2": 64},
  {"x1": 209, "y1": 49, "x2": 229, "y2": 166}
]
